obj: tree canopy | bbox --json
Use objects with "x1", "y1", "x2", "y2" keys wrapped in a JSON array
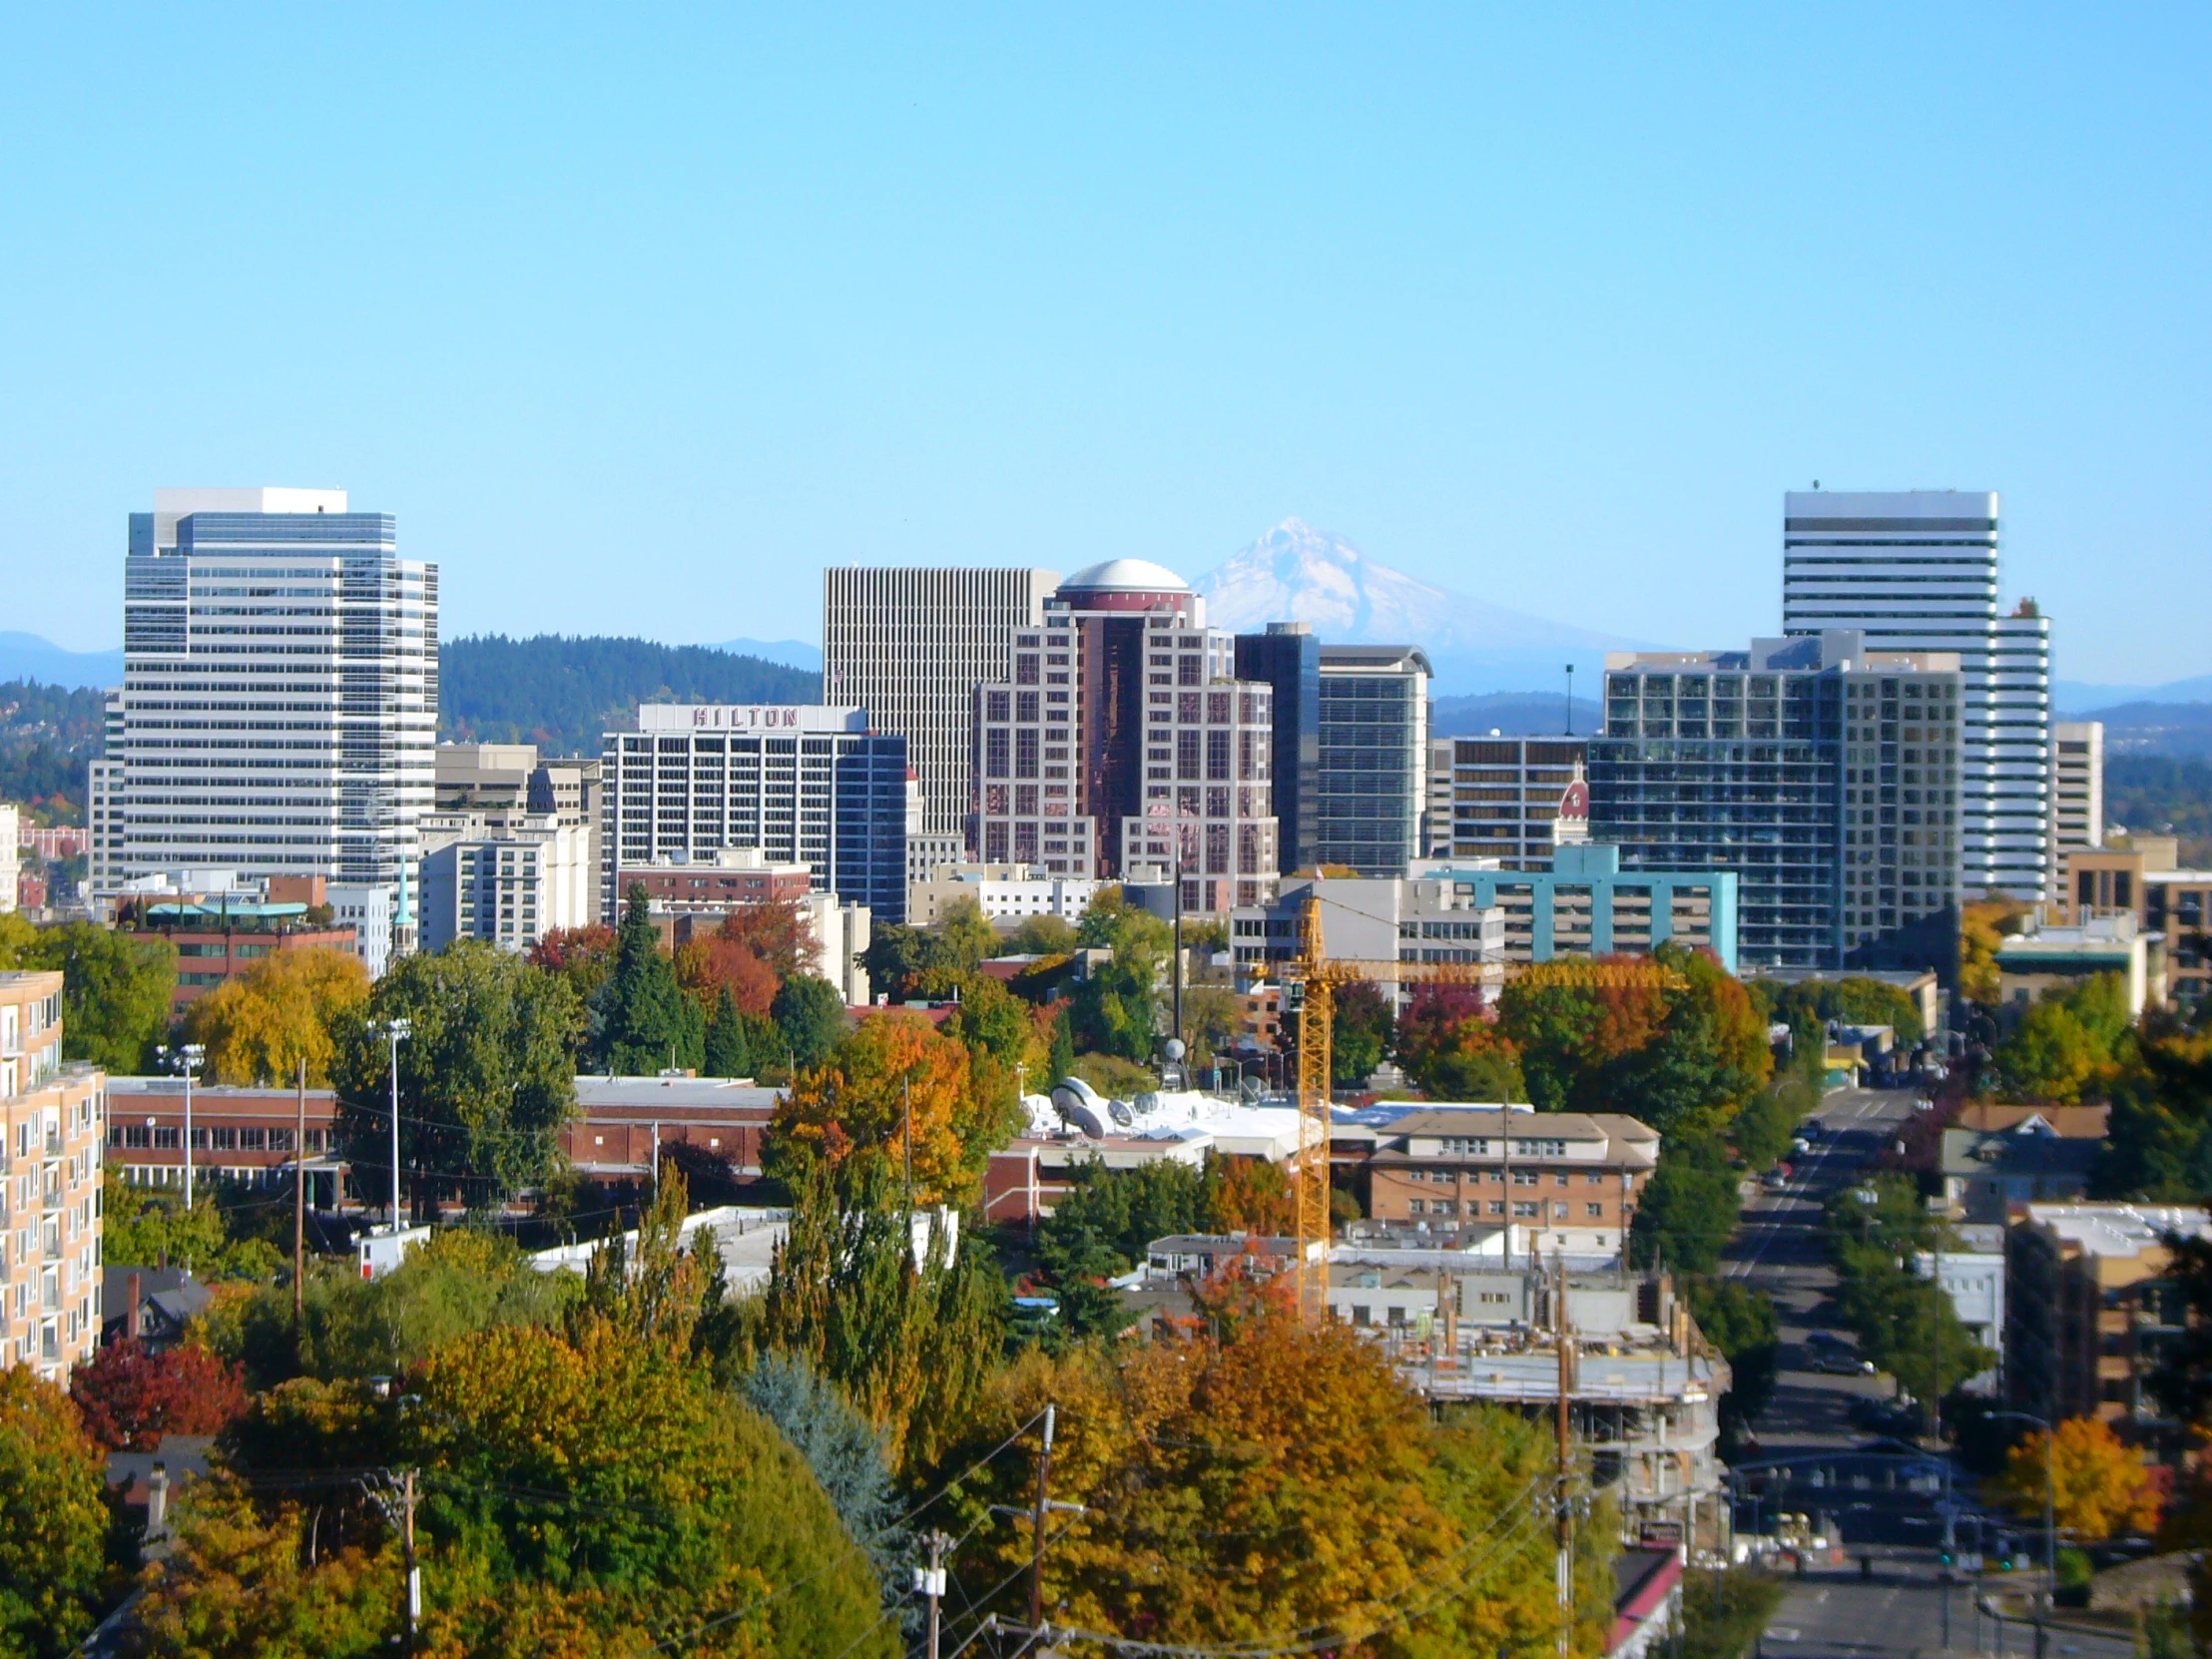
[
  {"x1": 330, "y1": 941, "x2": 580, "y2": 1218},
  {"x1": 1984, "y1": 1417, "x2": 2159, "y2": 1542},
  {"x1": 0, "y1": 913, "x2": 177, "y2": 1073},
  {"x1": 0, "y1": 1367, "x2": 109, "y2": 1658},
  {"x1": 183, "y1": 944, "x2": 371, "y2": 1087}
]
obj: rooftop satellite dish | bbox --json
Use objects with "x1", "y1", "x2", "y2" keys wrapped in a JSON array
[
  {"x1": 1133, "y1": 1090, "x2": 1162, "y2": 1116},
  {"x1": 1164, "y1": 1038, "x2": 1186, "y2": 1062},
  {"x1": 1108, "y1": 1099, "x2": 1134, "y2": 1128}
]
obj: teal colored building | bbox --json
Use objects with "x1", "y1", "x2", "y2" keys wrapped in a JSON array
[{"x1": 1412, "y1": 843, "x2": 1741, "y2": 973}]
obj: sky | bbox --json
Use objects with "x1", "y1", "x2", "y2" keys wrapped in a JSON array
[{"x1": 1, "y1": 6, "x2": 2207, "y2": 687}]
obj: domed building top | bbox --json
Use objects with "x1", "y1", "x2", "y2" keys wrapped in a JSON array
[{"x1": 1056, "y1": 558, "x2": 1191, "y2": 595}]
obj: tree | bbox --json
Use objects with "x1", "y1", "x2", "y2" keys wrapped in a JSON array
[
  {"x1": 1394, "y1": 982, "x2": 1529, "y2": 1100},
  {"x1": 742, "y1": 1352, "x2": 908, "y2": 1614},
  {"x1": 1181, "y1": 982, "x2": 1241, "y2": 1071},
  {"x1": 1604, "y1": 948, "x2": 1774, "y2": 1143},
  {"x1": 69, "y1": 1337, "x2": 252, "y2": 1450},
  {"x1": 1997, "y1": 975, "x2": 2134, "y2": 1103},
  {"x1": 599, "y1": 884, "x2": 704, "y2": 1074},
  {"x1": 183, "y1": 945, "x2": 371, "y2": 1086},
  {"x1": 705, "y1": 985, "x2": 778, "y2": 1079},
  {"x1": 144, "y1": 1322, "x2": 898, "y2": 1657},
  {"x1": 529, "y1": 922, "x2": 620, "y2": 1004},
  {"x1": 934, "y1": 896, "x2": 998, "y2": 976},
  {"x1": 102, "y1": 1172, "x2": 283, "y2": 1281},
  {"x1": 1006, "y1": 912, "x2": 1076, "y2": 956},
  {"x1": 0, "y1": 1367, "x2": 108, "y2": 1657},
  {"x1": 931, "y1": 1278, "x2": 1597, "y2": 1656},
  {"x1": 762, "y1": 1155, "x2": 1008, "y2": 1471},
  {"x1": 675, "y1": 929, "x2": 781, "y2": 1019},
  {"x1": 1681, "y1": 1277, "x2": 1780, "y2": 1430},
  {"x1": 329, "y1": 942, "x2": 581, "y2": 1218},
  {"x1": 772, "y1": 973, "x2": 848, "y2": 1070},
  {"x1": 1331, "y1": 979, "x2": 1394, "y2": 1087},
  {"x1": 0, "y1": 917, "x2": 177, "y2": 1073},
  {"x1": 1210, "y1": 1154, "x2": 1295, "y2": 1236},
  {"x1": 1732, "y1": 1078, "x2": 1815, "y2": 1173},
  {"x1": 1037, "y1": 1157, "x2": 1212, "y2": 1273},
  {"x1": 1047, "y1": 1003, "x2": 1076, "y2": 1084},
  {"x1": 1827, "y1": 1183, "x2": 1995, "y2": 1403},
  {"x1": 768, "y1": 1010, "x2": 1016, "y2": 1207},
  {"x1": 1961, "y1": 899, "x2": 2029, "y2": 1007},
  {"x1": 1630, "y1": 1143, "x2": 1740, "y2": 1274},
  {"x1": 1985, "y1": 1417, "x2": 2160, "y2": 1543}
]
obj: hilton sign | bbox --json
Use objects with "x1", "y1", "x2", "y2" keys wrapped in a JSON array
[{"x1": 636, "y1": 703, "x2": 868, "y2": 735}]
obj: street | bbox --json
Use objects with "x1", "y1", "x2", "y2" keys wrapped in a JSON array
[
  {"x1": 1765, "y1": 1559, "x2": 2136, "y2": 1659},
  {"x1": 1708, "y1": 1086, "x2": 2129, "y2": 1659}
]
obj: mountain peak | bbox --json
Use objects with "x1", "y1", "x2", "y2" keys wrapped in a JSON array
[{"x1": 1192, "y1": 521, "x2": 1654, "y2": 695}]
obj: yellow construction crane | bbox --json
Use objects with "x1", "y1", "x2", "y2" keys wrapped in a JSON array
[{"x1": 1284, "y1": 892, "x2": 1689, "y2": 1318}]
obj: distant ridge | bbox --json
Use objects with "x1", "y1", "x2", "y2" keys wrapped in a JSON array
[
  {"x1": 1192, "y1": 519, "x2": 1656, "y2": 696},
  {"x1": 441, "y1": 635, "x2": 821, "y2": 757},
  {"x1": 714, "y1": 638, "x2": 823, "y2": 672},
  {"x1": 0, "y1": 634, "x2": 123, "y2": 691}
]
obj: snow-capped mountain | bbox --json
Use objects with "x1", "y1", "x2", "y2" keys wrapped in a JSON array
[{"x1": 1192, "y1": 519, "x2": 1654, "y2": 695}]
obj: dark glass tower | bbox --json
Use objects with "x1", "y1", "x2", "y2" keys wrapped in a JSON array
[{"x1": 1234, "y1": 624, "x2": 1320, "y2": 874}]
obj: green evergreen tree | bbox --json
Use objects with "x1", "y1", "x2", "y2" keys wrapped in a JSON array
[
  {"x1": 1048, "y1": 1004, "x2": 1076, "y2": 1085},
  {"x1": 743, "y1": 1353, "x2": 909, "y2": 1615},
  {"x1": 600, "y1": 883, "x2": 705, "y2": 1075},
  {"x1": 773, "y1": 974, "x2": 848, "y2": 1071},
  {"x1": 706, "y1": 986, "x2": 752, "y2": 1077}
]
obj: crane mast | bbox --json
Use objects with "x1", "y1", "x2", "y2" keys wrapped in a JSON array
[{"x1": 1284, "y1": 890, "x2": 1687, "y2": 1321}]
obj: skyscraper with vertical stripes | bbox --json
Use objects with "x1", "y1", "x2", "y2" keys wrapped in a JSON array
[
  {"x1": 822, "y1": 566, "x2": 1058, "y2": 857},
  {"x1": 1782, "y1": 490, "x2": 2050, "y2": 900},
  {"x1": 104, "y1": 488, "x2": 438, "y2": 894}
]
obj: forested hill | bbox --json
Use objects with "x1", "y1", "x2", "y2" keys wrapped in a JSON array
[{"x1": 440, "y1": 635, "x2": 822, "y2": 756}]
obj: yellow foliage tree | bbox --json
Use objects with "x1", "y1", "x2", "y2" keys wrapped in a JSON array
[
  {"x1": 1960, "y1": 898, "x2": 2029, "y2": 1007},
  {"x1": 183, "y1": 945, "x2": 371, "y2": 1087},
  {"x1": 1984, "y1": 1415, "x2": 2161, "y2": 1543},
  {"x1": 934, "y1": 1274, "x2": 1604, "y2": 1656}
]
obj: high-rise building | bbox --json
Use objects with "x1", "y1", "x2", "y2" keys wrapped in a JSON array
[
  {"x1": 2050, "y1": 720, "x2": 2105, "y2": 881},
  {"x1": 419, "y1": 818, "x2": 597, "y2": 953},
  {"x1": 105, "y1": 488, "x2": 437, "y2": 896},
  {"x1": 1782, "y1": 491, "x2": 2050, "y2": 899},
  {"x1": 1590, "y1": 633, "x2": 1962, "y2": 971},
  {"x1": 1233, "y1": 623, "x2": 1320, "y2": 875},
  {"x1": 0, "y1": 970, "x2": 105, "y2": 1381},
  {"x1": 970, "y1": 560, "x2": 1279, "y2": 906},
  {"x1": 600, "y1": 704, "x2": 909, "y2": 922},
  {"x1": 1423, "y1": 737, "x2": 1588, "y2": 869},
  {"x1": 823, "y1": 567, "x2": 1057, "y2": 844},
  {"x1": 1313, "y1": 645, "x2": 1429, "y2": 876}
]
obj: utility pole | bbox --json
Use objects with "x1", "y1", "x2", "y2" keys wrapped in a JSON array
[
  {"x1": 1028, "y1": 1403, "x2": 1056, "y2": 1635},
  {"x1": 1555, "y1": 1258, "x2": 1573, "y2": 1659},
  {"x1": 292, "y1": 1058, "x2": 307, "y2": 1344},
  {"x1": 401, "y1": 1467, "x2": 420, "y2": 1651},
  {"x1": 916, "y1": 1528, "x2": 950, "y2": 1659},
  {"x1": 384, "y1": 1018, "x2": 411, "y2": 1229}
]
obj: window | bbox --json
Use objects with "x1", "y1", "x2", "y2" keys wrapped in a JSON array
[
  {"x1": 1015, "y1": 729, "x2": 1038, "y2": 778},
  {"x1": 1178, "y1": 731, "x2": 1201, "y2": 781},
  {"x1": 985, "y1": 729, "x2": 1009, "y2": 779},
  {"x1": 1015, "y1": 654, "x2": 1039, "y2": 685},
  {"x1": 1178, "y1": 655, "x2": 1202, "y2": 687},
  {"x1": 1207, "y1": 729, "x2": 1231, "y2": 781},
  {"x1": 986, "y1": 691, "x2": 1010, "y2": 723},
  {"x1": 1586, "y1": 1203, "x2": 1604, "y2": 1218}
]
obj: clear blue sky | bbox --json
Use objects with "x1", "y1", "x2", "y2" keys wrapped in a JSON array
[{"x1": 3, "y1": 6, "x2": 2206, "y2": 686}]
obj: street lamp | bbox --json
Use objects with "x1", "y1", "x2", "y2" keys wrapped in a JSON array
[
  {"x1": 156, "y1": 1042, "x2": 205, "y2": 1209},
  {"x1": 383, "y1": 1018, "x2": 411, "y2": 1231},
  {"x1": 1985, "y1": 1410, "x2": 2057, "y2": 1618}
]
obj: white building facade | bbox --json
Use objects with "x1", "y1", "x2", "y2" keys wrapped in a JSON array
[
  {"x1": 419, "y1": 815, "x2": 596, "y2": 953},
  {"x1": 600, "y1": 704, "x2": 909, "y2": 924},
  {"x1": 103, "y1": 488, "x2": 437, "y2": 904},
  {"x1": 2050, "y1": 720, "x2": 2105, "y2": 885},
  {"x1": 823, "y1": 566, "x2": 1058, "y2": 844},
  {"x1": 1783, "y1": 490, "x2": 2050, "y2": 900}
]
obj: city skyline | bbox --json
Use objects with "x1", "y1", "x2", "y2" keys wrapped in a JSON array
[{"x1": 0, "y1": 10, "x2": 2206, "y2": 684}]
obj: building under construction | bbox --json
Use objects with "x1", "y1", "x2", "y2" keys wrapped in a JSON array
[{"x1": 1330, "y1": 1258, "x2": 1731, "y2": 1555}]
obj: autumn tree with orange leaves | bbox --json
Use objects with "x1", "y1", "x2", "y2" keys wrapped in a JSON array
[{"x1": 767, "y1": 1009, "x2": 1020, "y2": 1207}]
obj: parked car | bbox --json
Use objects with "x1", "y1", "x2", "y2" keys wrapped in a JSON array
[
  {"x1": 1762, "y1": 1166, "x2": 1791, "y2": 1191},
  {"x1": 1808, "y1": 1352, "x2": 1877, "y2": 1377},
  {"x1": 1791, "y1": 1136, "x2": 1813, "y2": 1156},
  {"x1": 1800, "y1": 1119, "x2": 1825, "y2": 1141}
]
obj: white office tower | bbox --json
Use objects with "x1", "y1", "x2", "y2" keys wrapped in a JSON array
[
  {"x1": 2050, "y1": 720, "x2": 2105, "y2": 878},
  {"x1": 823, "y1": 567, "x2": 1058, "y2": 843},
  {"x1": 1783, "y1": 491, "x2": 2050, "y2": 900},
  {"x1": 112, "y1": 488, "x2": 437, "y2": 894}
]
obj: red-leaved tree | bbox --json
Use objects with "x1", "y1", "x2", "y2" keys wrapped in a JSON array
[{"x1": 70, "y1": 1340, "x2": 252, "y2": 1451}]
